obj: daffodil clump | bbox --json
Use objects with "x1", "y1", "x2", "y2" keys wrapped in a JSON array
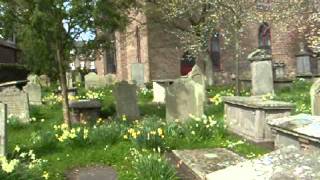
[
  {"x1": 54, "y1": 123, "x2": 89, "y2": 146},
  {"x1": 124, "y1": 117, "x2": 166, "y2": 150},
  {"x1": 129, "y1": 148, "x2": 178, "y2": 180},
  {"x1": 209, "y1": 89, "x2": 235, "y2": 106},
  {"x1": 185, "y1": 114, "x2": 225, "y2": 143},
  {"x1": 42, "y1": 93, "x2": 62, "y2": 105},
  {"x1": 0, "y1": 146, "x2": 48, "y2": 180}
]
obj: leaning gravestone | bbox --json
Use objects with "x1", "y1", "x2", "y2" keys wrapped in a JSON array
[
  {"x1": 0, "y1": 86, "x2": 30, "y2": 123},
  {"x1": 85, "y1": 72, "x2": 108, "y2": 89},
  {"x1": 0, "y1": 103, "x2": 7, "y2": 156},
  {"x1": 23, "y1": 83, "x2": 42, "y2": 105},
  {"x1": 131, "y1": 63, "x2": 144, "y2": 87},
  {"x1": 27, "y1": 74, "x2": 40, "y2": 84},
  {"x1": 114, "y1": 81, "x2": 140, "y2": 120},
  {"x1": 166, "y1": 78, "x2": 205, "y2": 122},
  {"x1": 310, "y1": 79, "x2": 320, "y2": 116}
]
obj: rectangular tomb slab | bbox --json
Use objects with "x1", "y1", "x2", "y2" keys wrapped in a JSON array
[
  {"x1": 206, "y1": 146, "x2": 320, "y2": 180},
  {"x1": 172, "y1": 148, "x2": 245, "y2": 180},
  {"x1": 268, "y1": 114, "x2": 320, "y2": 151},
  {"x1": 223, "y1": 96, "x2": 294, "y2": 143}
]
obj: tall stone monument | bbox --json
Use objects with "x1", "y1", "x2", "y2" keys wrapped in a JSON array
[
  {"x1": 248, "y1": 49, "x2": 274, "y2": 96},
  {"x1": 0, "y1": 103, "x2": 7, "y2": 156},
  {"x1": 114, "y1": 81, "x2": 140, "y2": 120}
]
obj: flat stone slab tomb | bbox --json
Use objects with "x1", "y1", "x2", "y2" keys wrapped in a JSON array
[
  {"x1": 172, "y1": 148, "x2": 245, "y2": 179},
  {"x1": 268, "y1": 114, "x2": 320, "y2": 151},
  {"x1": 206, "y1": 146, "x2": 320, "y2": 179},
  {"x1": 67, "y1": 166, "x2": 117, "y2": 180},
  {"x1": 223, "y1": 96, "x2": 294, "y2": 143}
]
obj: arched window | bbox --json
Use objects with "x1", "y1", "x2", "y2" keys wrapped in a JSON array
[
  {"x1": 180, "y1": 51, "x2": 196, "y2": 76},
  {"x1": 209, "y1": 32, "x2": 221, "y2": 71},
  {"x1": 258, "y1": 22, "x2": 271, "y2": 50}
]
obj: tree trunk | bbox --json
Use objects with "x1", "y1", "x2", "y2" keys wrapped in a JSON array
[
  {"x1": 235, "y1": 31, "x2": 241, "y2": 96},
  {"x1": 56, "y1": 46, "x2": 71, "y2": 128}
]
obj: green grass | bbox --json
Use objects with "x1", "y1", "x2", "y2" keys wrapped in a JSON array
[{"x1": 7, "y1": 85, "x2": 278, "y2": 179}]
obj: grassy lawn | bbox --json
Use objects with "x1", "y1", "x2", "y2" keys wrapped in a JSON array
[{"x1": 6, "y1": 81, "x2": 311, "y2": 180}]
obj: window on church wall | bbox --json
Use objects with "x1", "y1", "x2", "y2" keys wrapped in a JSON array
[
  {"x1": 105, "y1": 35, "x2": 117, "y2": 74},
  {"x1": 135, "y1": 26, "x2": 142, "y2": 63},
  {"x1": 209, "y1": 32, "x2": 221, "y2": 71},
  {"x1": 258, "y1": 22, "x2": 271, "y2": 51}
]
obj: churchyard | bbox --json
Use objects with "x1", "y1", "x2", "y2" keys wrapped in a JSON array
[{"x1": 0, "y1": 67, "x2": 317, "y2": 179}]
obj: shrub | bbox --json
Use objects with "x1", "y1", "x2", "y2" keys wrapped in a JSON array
[
  {"x1": 30, "y1": 131, "x2": 58, "y2": 151},
  {"x1": 131, "y1": 149, "x2": 178, "y2": 180},
  {"x1": 125, "y1": 116, "x2": 166, "y2": 150},
  {"x1": 89, "y1": 121, "x2": 127, "y2": 145},
  {"x1": 0, "y1": 148, "x2": 48, "y2": 180}
]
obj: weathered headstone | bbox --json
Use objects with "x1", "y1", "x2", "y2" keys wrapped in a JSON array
[
  {"x1": 0, "y1": 86, "x2": 29, "y2": 123},
  {"x1": 188, "y1": 65, "x2": 206, "y2": 87},
  {"x1": 23, "y1": 83, "x2": 42, "y2": 105},
  {"x1": 27, "y1": 74, "x2": 40, "y2": 84},
  {"x1": 105, "y1": 74, "x2": 116, "y2": 85},
  {"x1": 296, "y1": 43, "x2": 312, "y2": 76},
  {"x1": 273, "y1": 62, "x2": 285, "y2": 79},
  {"x1": 39, "y1": 75, "x2": 51, "y2": 87},
  {"x1": 85, "y1": 72, "x2": 112, "y2": 89},
  {"x1": 166, "y1": 78, "x2": 205, "y2": 122},
  {"x1": 114, "y1": 81, "x2": 140, "y2": 120},
  {"x1": 310, "y1": 79, "x2": 320, "y2": 116},
  {"x1": 204, "y1": 55, "x2": 214, "y2": 86},
  {"x1": 206, "y1": 146, "x2": 320, "y2": 180},
  {"x1": 66, "y1": 72, "x2": 73, "y2": 88},
  {"x1": 152, "y1": 82, "x2": 166, "y2": 103},
  {"x1": 0, "y1": 103, "x2": 7, "y2": 156},
  {"x1": 248, "y1": 49, "x2": 274, "y2": 96},
  {"x1": 131, "y1": 63, "x2": 144, "y2": 87}
]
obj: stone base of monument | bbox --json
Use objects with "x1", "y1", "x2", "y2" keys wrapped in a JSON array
[
  {"x1": 69, "y1": 100, "x2": 101, "y2": 124},
  {"x1": 268, "y1": 114, "x2": 320, "y2": 151},
  {"x1": 169, "y1": 148, "x2": 245, "y2": 179},
  {"x1": 223, "y1": 96, "x2": 294, "y2": 143},
  {"x1": 206, "y1": 146, "x2": 320, "y2": 179}
]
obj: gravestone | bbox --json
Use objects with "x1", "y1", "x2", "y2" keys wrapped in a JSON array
[
  {"x1": 131, "y1": 63, "x2": 144, "y2": 87},
  {"x1": 269, "y1": 114, "x2": 320, "y2": 151},
  {"x1": 206, "y1": 146, "x2": 320, "y2": 179},
  {"x1": 152, "y1": 82, "x2": 166, "y2": 103},
  {"x1": 27, "y1": 74, "x2": 40, "y2": 84},
  {"x1": 310, "y1": 79, "x2": 320, "y2": 115},
  {"x1": 248, "y1": 49, "x2": 274, "y2": 96},
  {"x1": 0, "y1": 103, "x2": 7, "y2": 156},
  {"x1": 39, "y1": 75, "x2": 50, "y2": 87},
  {"x1": 0, "y1": 86, "x2": 30, "y2": 123},
  {"x1": 114, "y1": 81, "x2": 140, "y2": 120},
  {"x1": 166, "y1": 78, "x2": 205, "y2": 122},
  {"x1": 204, "y1": 55, "x2": 214, "y2": 86},
  {"x1": 23, "y1": 83, "x2": 42, "y2": 105},
  {"x1": 66, "y1": 72, "x2": 73, "y2": 88},
  {"x1": 188, "y1": 65, "x2": 206, "y2": 87},
  {"x1": 105, "y1": 74, "x2": 116, "y2": 85},
  {"x1": 296, "y1": 43, "x2": 312, "y2": 76},
  {"x1": 273, "y1": 62, "x2": 285, "y2": 79},
  {"x1": 85, "y1": 72, "x2": 112, "y2": 89}
]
